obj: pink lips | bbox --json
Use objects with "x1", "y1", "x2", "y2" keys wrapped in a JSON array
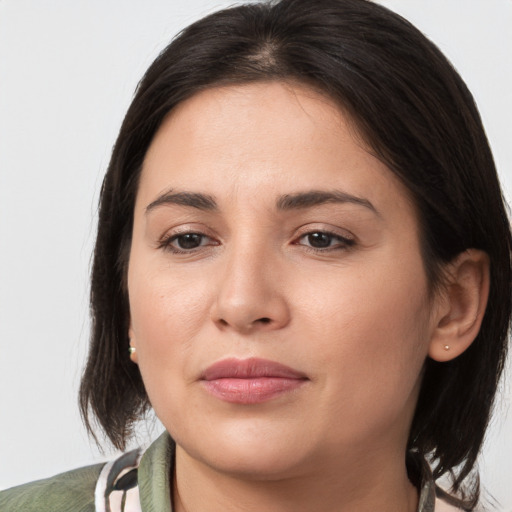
[{"x1": 200, "y1": 357, "x2": 308, "y2": 404}]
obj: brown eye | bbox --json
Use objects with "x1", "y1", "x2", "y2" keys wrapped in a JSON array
[
  {"x1": 173, "y1": 233, "x2": 205, "y2": 249},
  {"x1": 297, "y1": 231, "x2": 355, "y2": 251},
  {"x1": 159, "y1": 232, "x2": 214, "y2": 253},
  {"x1": 307, "y1": 232, "x2": 333, "y2": 248}
]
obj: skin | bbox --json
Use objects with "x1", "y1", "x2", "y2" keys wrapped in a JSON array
[{"x1": 127, "y1": 82, "x2": 488, "y2": 512}]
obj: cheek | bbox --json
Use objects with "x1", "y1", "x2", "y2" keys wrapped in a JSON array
[
  {"x1": 128, "y1": 262, "x2": 213, "y2": 380},
  {"x1": 298, "y1": 253, "x2": 430, "y2": 345},
  {"x1": 295, "y1": 256, "x2": 431, "y2": 427}
]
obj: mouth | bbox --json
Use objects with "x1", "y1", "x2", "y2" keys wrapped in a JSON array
[{"x1": 200, "y1": 357, "x2": 309, "y2": 404}]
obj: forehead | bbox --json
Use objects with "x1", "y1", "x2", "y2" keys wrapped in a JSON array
[{"x1": 138, "y1": 81, "x2": 413, "y2": 217}]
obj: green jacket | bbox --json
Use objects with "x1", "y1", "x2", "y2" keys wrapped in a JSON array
[{"x1": 0, "y1": 433, "x2": 173, "y2": 512}]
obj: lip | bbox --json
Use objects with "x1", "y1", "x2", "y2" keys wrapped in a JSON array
[{"x1": 200, "y1": 357, "x2": 308, "y2": 404}]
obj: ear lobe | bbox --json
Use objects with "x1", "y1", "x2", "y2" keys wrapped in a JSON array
[
  {"x1": 428, "y1": 249, "x2": 490, "y2": 362},
  {"x1": 128, "y1": 324, "x2": 138, "y2": 364}
]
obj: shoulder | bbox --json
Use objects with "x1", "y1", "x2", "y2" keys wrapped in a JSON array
[
  {"x1": 0, "y1": 463, "x2": 104, "y2": 512},
  {"x1": 0, "y1": 435, "x2": 171, "y2": 512}
]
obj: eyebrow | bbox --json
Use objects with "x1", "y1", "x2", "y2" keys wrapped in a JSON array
[
  {"x1": 146, "y1": 190, "x2": 218, "y2": 213},
  {"x1": 145, "y1": 188, "x2": 379, "y2": 216},
  {"x1": 276, "y1": 190, "x2": 379, "y2": 215}
]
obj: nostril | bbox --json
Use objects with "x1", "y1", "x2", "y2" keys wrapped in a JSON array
[{"x1": 215, "y1": 316, "x2": 276, "y2": 330}]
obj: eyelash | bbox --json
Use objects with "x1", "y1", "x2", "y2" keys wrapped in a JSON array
[
  {"x1": 158, "y1": 232, "x2": 218, "y2": 254},
  {"x1": 295, "y1": 231, "x2": 355, "y2": 252},
  {"x1": 158, "y1": 229, "x2": 355, "y2": 255}
]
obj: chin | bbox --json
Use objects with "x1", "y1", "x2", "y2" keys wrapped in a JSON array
[
  {"x1": 195, "y1": 446, "x2": 306, "y2": 481},
  {"x1": 173, "y1": 419, "x2": 314, "y2": 480}
]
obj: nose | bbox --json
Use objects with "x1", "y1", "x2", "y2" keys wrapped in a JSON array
[{"x1": 210, "y1": 245, "x2": 290, "y2": 334}]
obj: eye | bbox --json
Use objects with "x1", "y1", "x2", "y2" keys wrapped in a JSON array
[
  {"x1": 159, "y1": 232, "x2": 216, "y2": 253},
  {"x1": 173, "y1": 233, "x2": 207, "y2": 249},
  {"x1": 296, "y1": 231, "x2": 354, "y2": 251}
]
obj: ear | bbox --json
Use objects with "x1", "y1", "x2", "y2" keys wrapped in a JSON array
[
  {"x1": 429, "y1": 249, "x2": 490, "y2": 362},
  {"x1": 128, "y1": 323, "x2": 138, "y2": 364}
]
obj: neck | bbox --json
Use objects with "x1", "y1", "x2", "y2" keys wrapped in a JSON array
[{"x1": 172, "y1": 444, "x2": 418, "y2": 512}]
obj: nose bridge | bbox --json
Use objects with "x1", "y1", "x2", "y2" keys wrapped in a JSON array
[{"x1": 211, "y1": 233, "x2": 289, "y2": 333}]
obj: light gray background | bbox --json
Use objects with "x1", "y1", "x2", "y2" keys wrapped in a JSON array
[{"x1": 1, "y1": 0, "x2": 511, "y2": 509}]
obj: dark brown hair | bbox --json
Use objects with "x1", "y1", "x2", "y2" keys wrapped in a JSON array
[{"x1": 80, "y1": 0, "x2": 511, "y2": 508}]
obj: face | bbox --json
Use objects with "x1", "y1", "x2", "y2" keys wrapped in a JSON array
[{"x1": 128, "y1": 81, "x2": 438, "y2": 480}]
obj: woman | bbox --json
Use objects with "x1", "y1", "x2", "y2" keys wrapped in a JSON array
[{"x1": 1, "y1": 0, "x2": 510, "y2": 511}]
